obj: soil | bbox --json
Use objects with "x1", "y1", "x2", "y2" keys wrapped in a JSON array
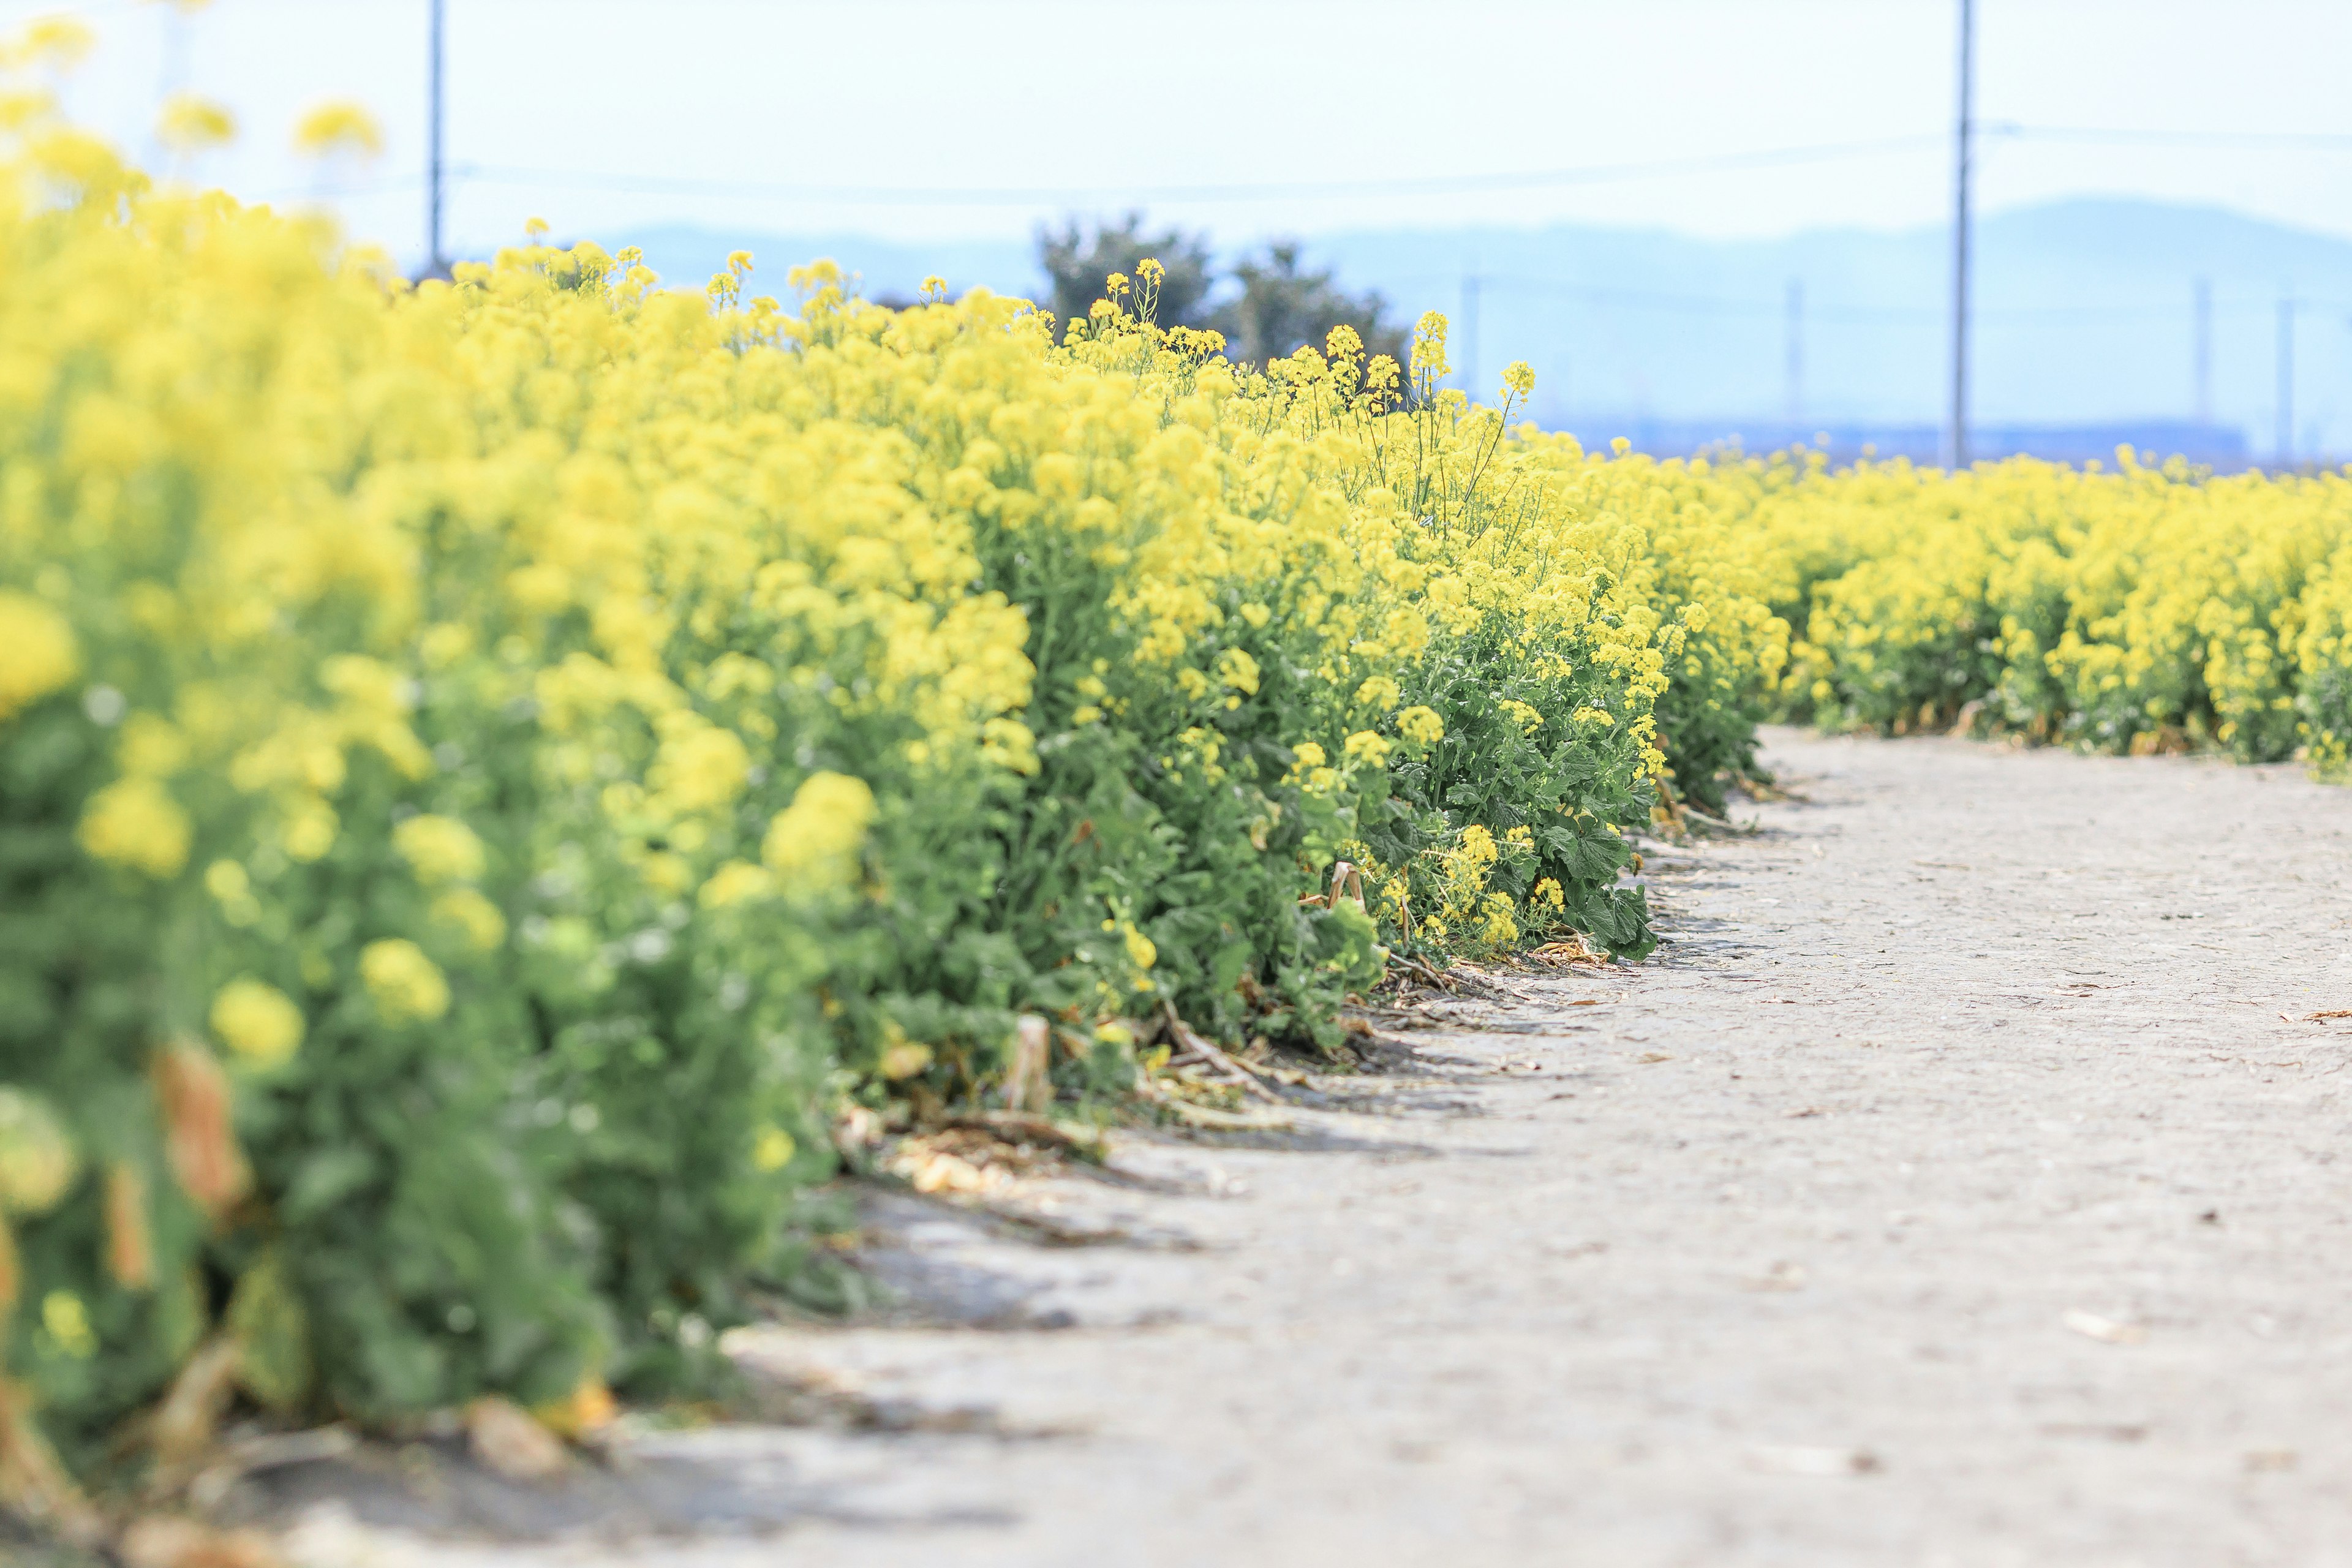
[{"x1": 249, "y1": 726, "x2": 2352, "y2": 1567}]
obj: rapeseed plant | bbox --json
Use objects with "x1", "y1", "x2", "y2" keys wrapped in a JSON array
[{"x1": 12, "y1": 29, "x2": 2346, "y2": 1507}]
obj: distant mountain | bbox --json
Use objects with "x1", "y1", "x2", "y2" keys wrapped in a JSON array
[
  {"x1": 625, "y1": 225, "x2": 1035, "y2": 306},
  {"x1": 621, "y1": 198, "x2": 2352, "y2": 460}
]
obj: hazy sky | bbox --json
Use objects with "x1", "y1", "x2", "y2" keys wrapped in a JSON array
[{"x1": 10, "y1": 0, "x2": 2352, "y2": 269}]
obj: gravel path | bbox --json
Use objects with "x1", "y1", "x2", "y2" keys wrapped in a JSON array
[{"x1": 276, "y1": 727, "x2": 2352, "y2": 1568}]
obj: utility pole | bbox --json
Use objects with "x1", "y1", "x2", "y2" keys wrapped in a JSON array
[
  {"x1": 2277, "y1": 293, "x2": 2296, "y2": 467},
  {"x1": 426, "y1": 0, "x2": 447, "y2": 276},
  {"x1": 1942, "y1": 0, "x2": 1975, "y2": 471},
  {"x1": 1785, "y1": 278, "x2": 1804, "y2": 426},
  {"x1": 2192, "y1": 276, "x2": 2212, "y2": 428},
  {"x1": 1460, "y1": 268, "x2": 1481, "y2": 402}
]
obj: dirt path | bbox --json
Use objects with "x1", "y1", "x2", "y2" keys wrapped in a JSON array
[{"x1": 271, "y1": 728, "x2": 2352, "y2": 1567}]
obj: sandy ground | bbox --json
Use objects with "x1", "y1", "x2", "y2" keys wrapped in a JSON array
[{"x1": 263, "y1": 727, "x2": 2352, "y2": 1568}]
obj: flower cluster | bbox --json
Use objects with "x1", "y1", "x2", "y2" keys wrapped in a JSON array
[
  {"x1": 0, "y1": 91, "x2": 1785, "y2": 1491},
  {"x1": 1679, "y1": 450, "x2": 2352, "y2": 769}
]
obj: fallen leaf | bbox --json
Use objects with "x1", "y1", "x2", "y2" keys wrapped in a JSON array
[
  {"x1": 1787, "y1": 1106, "x2": 1826, "y2": 1119},
  {"x1": 2305, "y1": 1009, "x2": 2352, "y2": 1022},
  {"x1": 1747, "y1": 1444, "x2": 1880, "y2": 1477},
  {"x1": 0, "y1": 1378, "x2": 101, "y2": 1545},
  {"x1": 466, "y1": 1395, "x2": 568, "y2": 1481},
  {"x1": 118, "y1": 1517, "x2": 283, "y2": 1568},
  {"x1": 2038, "y1": 1422, "x2": 2147, "y2": 1443},
  {"x1": 149, "y1": 1335, "x2": 241, "y2": 1469},
  {"x1": 1740, "y1": 1261, "x2": 1807, "y2": 1292},
  {"x1": 1637, "y1": 1052, "x2": 1673, "y2": 1063},
  {"x1": 2062, "y1": 1310, "x2": 2146, "y2": 1346},
  {"x1": 1001, "y1": 1013, "x2": 1051, "y2": 1113},
  {"x1": 532, "y1": 1378, "x2": 616, "y2": 1442}
]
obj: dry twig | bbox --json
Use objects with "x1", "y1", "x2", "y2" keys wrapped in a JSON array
[
  {"x1": 938, "y1": 1110, "x2": 1105, "y2": 1159},
  {"x1": 1161, "y1": 1002, "x2": 1284, "y2": 1104},
  {"x1": 1129, "y1": 1069, "x2": 1292, "y2": 1131}
]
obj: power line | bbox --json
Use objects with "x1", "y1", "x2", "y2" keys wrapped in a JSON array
[
  {"x1": 1400, "y1": 274, "x2": 2348, "y2": 323},
  {"x1": 249, "y1": 127, "x2": 2352, "y2": 214},
  {"x1": 409, "y1": 121, "x2": 2352, "y2": 212},
  {"x1": 1999, "y1": 124, "x2": 2352, "y2": 150},
  {"x1": 454, "y1": 136, "x2": 1948, "y2": 208}
]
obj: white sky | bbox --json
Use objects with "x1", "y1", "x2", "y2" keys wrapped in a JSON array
[{"x1": 8, "y1": 0, "x2": 2352, "y2": 269}]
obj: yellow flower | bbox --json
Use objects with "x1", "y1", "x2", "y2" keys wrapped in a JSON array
[
  {"x1": 1122, "y1": 923, "x2": 1156, "y2": 971},
  {"x1": 0, "y1": 590, "x2": 78, "y2": 722},
  {"x1": 1215, "y1": 647, "x2": 1261, "y2": 696},
  {"x1": 698, "y1": 860, "x2": 773, "y2": 909},
  {"x1": 1477, "y1": 891, "x2": 1518, "y2": 948},
  {"x1": 760, "y1": 771, "x2": 876, "y2": 890},
  {"x1": 0, "y1": 1088, "x2": 78, "y2": 1216},
  {"x1": 283, "y1": 798, "x2": 337, "y2": 862},
  {"x1": 1498, "y1": 699, "x2": 1544, "y2": 736},
  {"x1": 650, "y1": 724, "x2": 750, "y2": 813},
  {"x1": 119, "y1": 714, "x2": 187, "y2": 776},
  {"x1": 393, "y1": 815, "x2": 486, "y2": 884},
  {"x1": 361, "y1": 939, "x2": 450, "y2": 1024},
  {"x1": 204, "y1": 859, "x2": 262, "y2": 927},
  {"x1": 1396, "y1": 706, "x2": 1445, "y2": 747},
  {"x1": 429, "y1": 888, "x2": 508, "y2": 951},
  {"x1": 293, "y1": 100, "x2": 383, "y2": 159},
  {"x1": 878, "y1": 1041, "x2": 933, "y2": 1080},
  {"x1": 1352, "y1": 676, "x2": 1400, "y2": 711},
  {"x1": 752, "y1": 1126, "x2": 796, "y2": 1172},
  {"x1": 209, "y1": 979, "x2": 305, "y2": 1068},
  {"x1": 1411, "y1": 311, "x2": 1450, "y2": 380},
  {"x1": 1291, "y1": 741, "x2": 1327, "y2": 769},
  {"x1": 1502, "y1": 360, "x2": 1536, "y2": 398},
  {"x1": 78, "y1": 777, "x2": 191, "y2": 878},
  {"x1": 156, "y1": 92, "x2": 236, "y2": 152},
  {"x1": 1343, "y1": 729, "x2": 1391, "y2": 766},
  {"x1": 41, "y1": 1291, "x2": 96, "y2": 1359},
  {"x1": 17, "y1": 18, "x2": 94, "y2": 69}
]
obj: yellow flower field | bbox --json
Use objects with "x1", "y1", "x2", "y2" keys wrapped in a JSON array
[{"x1": 2, "y1": 62, "x2": 2348, "y2": 1509}]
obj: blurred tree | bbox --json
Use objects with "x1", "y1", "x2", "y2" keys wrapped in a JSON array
[
  {"x1": 1210, "y1": 243, "x2": 1409, "y2": 369},
  {"x1": 1036, "y1": 217, "x2": 1408, "y2": 371},
  {"x1": 1038, "y1": 212, "x2": 1216, "y2": 330}
]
